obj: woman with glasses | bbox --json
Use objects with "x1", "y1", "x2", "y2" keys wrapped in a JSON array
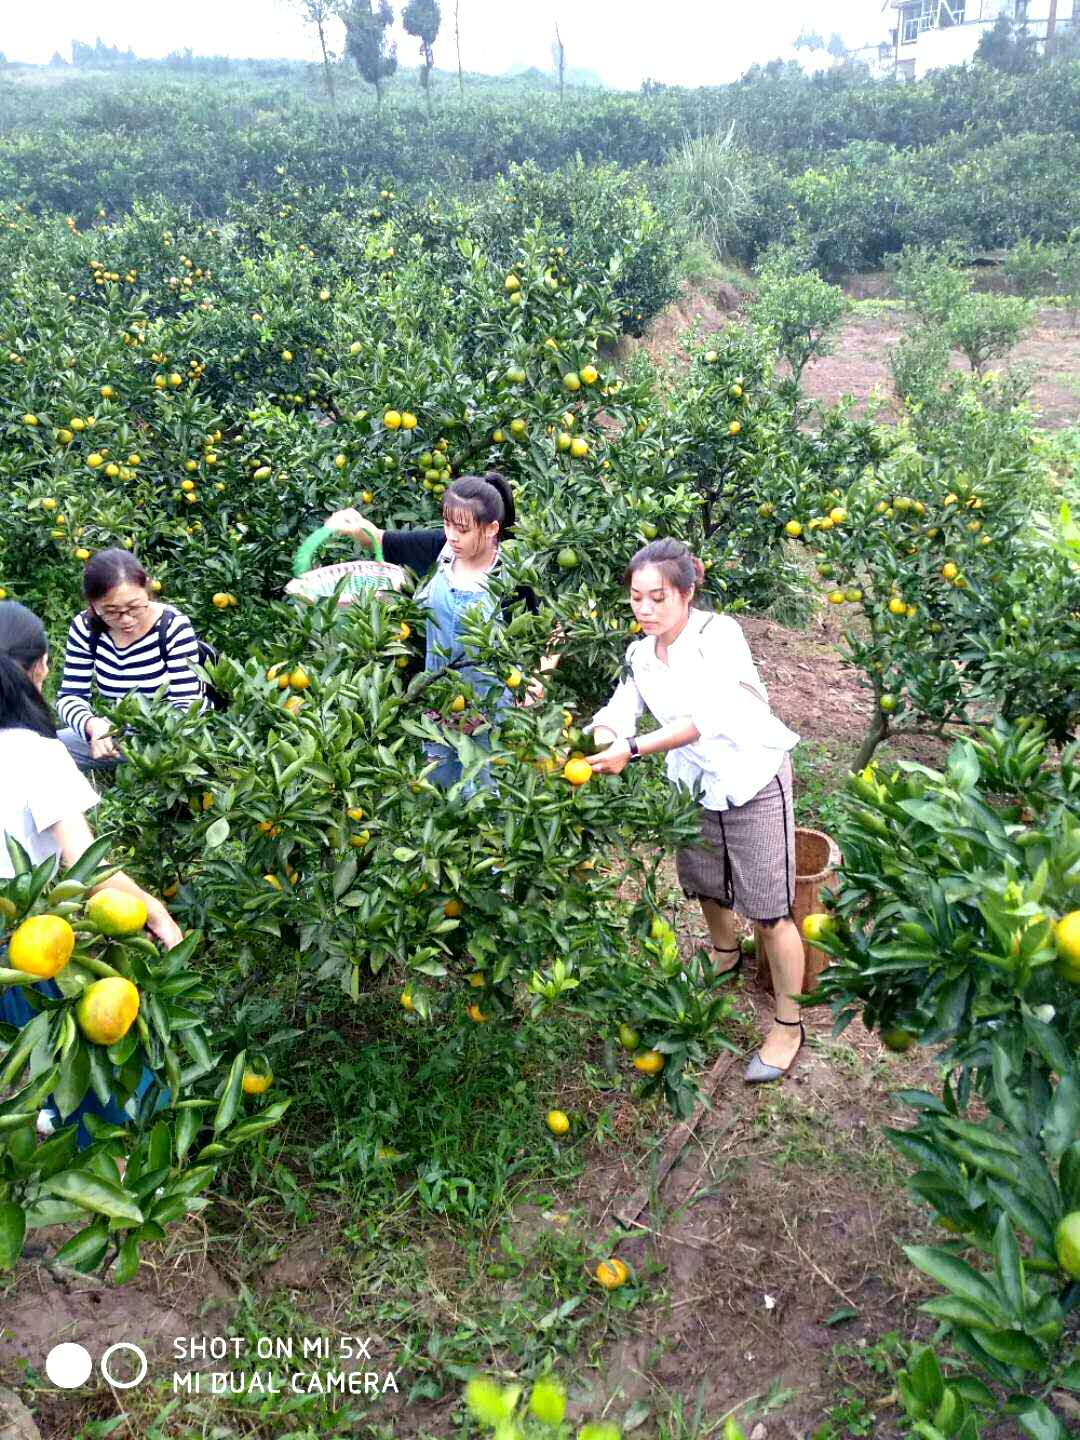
[{"x1": 56, "y1": 549, "x2": 204, "y2": 771}]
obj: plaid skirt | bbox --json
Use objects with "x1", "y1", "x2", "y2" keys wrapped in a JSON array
[{"x1": 676, "y1": 755, "x2": 795, "y2": 923}]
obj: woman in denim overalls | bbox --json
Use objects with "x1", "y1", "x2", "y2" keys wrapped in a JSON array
[{"x1": 326, "y1": 472, "x2": 540, "y2": 789}]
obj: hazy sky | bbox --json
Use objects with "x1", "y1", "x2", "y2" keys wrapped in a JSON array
[{"x1": 3, "y1": 1, "x2": 889, "y2": 88}]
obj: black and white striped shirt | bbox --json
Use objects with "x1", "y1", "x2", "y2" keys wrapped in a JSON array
[{"x1": 56, "y1": 608, "x2": 205, "y2": 739}]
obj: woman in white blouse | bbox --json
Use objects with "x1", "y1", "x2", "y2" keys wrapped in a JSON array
[{"x1": 588, "y1": 539, "x2": 806, "y2": 1082}]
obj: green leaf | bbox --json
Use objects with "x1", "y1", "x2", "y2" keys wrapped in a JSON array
[
  {"x1": 205, "y1": 817, "x2": 230, "y2": 848},
  {"x1": 43, "y1": 1170, "x2": 144, "y2": 1226},
  {"x1": 52, "y1": 1042, "x2": 90, "y2": 1120},
  {"x1": 53, "y1": 1218, "x2": 110, "y2": 1272},
  {"x1": 1017, "y1": 1401, "x2": 1071, "y2": 1440},
  {"x1": 973, "y1": 1328, "x2": 1045, "y2": 1372},
  {"x1": 992, "y1": 1214, "x2": 1024, "y2": 1316},
  {"x1": 824, "y1": 1307, "x2": 859, "y2": 1326},
  {"x1": 213, "y1": 1051, "x2": 245, "y2": 1135},
  {"x1": 1042, "y1": 1076, "x2": 1080, "y2": 1163},
  {"x1": 903, "y1": 1247, "x2": 1003, "y2": 1314},
  {"x1": 112, "y1": 1231, "x2": 141, "y2": 1286},
  {"x1": 1059, "y1": 1142, "x2": 1080, "y2": 1212},
  {"x1": 0, "y1": 1201, "x2": 26, "y2": 1270},
  {"x1": 333, "y1": 855, "x2": 358, "y2": 901},
  {"x1": 907, "y1": 1345, "x2": 945, "y2": 1410}
]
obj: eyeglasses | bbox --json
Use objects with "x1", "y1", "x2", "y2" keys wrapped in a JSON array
[{"x1": 97, "y1": 603, "x2": 150, "y2": 623}]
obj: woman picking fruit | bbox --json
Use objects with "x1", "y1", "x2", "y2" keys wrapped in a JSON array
[
  {"x1": 0, "y1": 600, "x2": 182, "y2": 1144},
  {"x1": 55, "y1": 548, "x2": 205, "y2": 771},
  {"x1": 326, "y1": 472, "x2": 546, "y2": 789},
  {"x1": 587, "y1": 539, "x2": 807, "y2": 1083}
]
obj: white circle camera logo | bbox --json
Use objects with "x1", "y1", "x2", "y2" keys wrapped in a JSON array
[{"x1": 45, "y1": 1341, "x2": 148, "y2": 1390}]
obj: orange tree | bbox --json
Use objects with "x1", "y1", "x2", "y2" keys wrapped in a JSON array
[
  {"x1": 0, "y1": 842, "x2": 286, "y2": 1280},
  {"x1": 774, "y1": 383, "x2": 1074, "y2": 766},
  {"x1": 807, "y1": 718, "x2": 1080, "y2": 1425},
  {"x1": 88, "y1": 584, "x2": 735, "y2": 1119}
]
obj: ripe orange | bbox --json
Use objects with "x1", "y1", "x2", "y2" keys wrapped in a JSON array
[
  {"x1": 563, "y1": 757, "x2": 593, "y2": 786},
  {"x1": 401, "y1": 990, "x2": 415, "y2": 1011},
  {"x1": 242, "y1": 1065, "x2": 274, "y2": 1095},
  {"x1": 466, "y1": 1003, "x2": 488, "y2": 1024},
  {"x1": 546, "y1": 1109, "x2": 570, "y2": 1136},
  {"x1": 1055, "y1": 911, "x2": 1080, "y2": 982},
  {"x1": 594, "y1": 1258, "x2": 629, "y2": 1289},
  {"x1": 76, "y1": 976, "x2": 140, "y2": 1046},
  {"x1": 9, "y1": 914, "x2": 76, "y2": 978},
  {"x1": 633, "y1": 1050, "x2": 665, "y2": 1075},
  {"x1": 443, "y1": 899, "x2": 463, "y2": 918},
  {"x1": 289, "y1": 667, "x2": 310, "y2": 690},
  {"x1": 86, "y1": 888, "x2": 147, "y2": 937}
]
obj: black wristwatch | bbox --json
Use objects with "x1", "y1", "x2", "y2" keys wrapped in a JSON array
[{"x1": 627, "y1": 736, "x2": 641, "y2": 760}]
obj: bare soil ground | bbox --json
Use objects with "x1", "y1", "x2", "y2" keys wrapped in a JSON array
[
  {"x1": 633, "y1": 277, "x2": 1080, "y2": 431},
  {"x1": 0, "y1": 609, "x2": 977, "y2": 1440}
]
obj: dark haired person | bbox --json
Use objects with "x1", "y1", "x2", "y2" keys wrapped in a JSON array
[
  {"x1": 0, "y1": 600, "x2": 182, "y2": 1145},
  {"x1": 587, "y1": 540, "x2": 806, "y2": 1083},
  {"x1": 56, "y1": 548, "x2": 204, "y2": 770},
  {"x1": 326, "y1": 472, "x2": 545, "y2": 788}
]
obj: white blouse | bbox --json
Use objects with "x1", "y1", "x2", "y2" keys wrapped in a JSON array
[{"x1": 589, "y1": 608, "x2": 799, "y2": 812}]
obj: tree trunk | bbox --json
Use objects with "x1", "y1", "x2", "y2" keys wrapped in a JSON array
[
  {"x1": 1046, "y1": 0, "x2": 1059, "y2": 58},
  {"x1": 854, "y1": 707, "x2": 890, "y2": 771},
  {"x1": 555, "y1": 22, "x2": 565, "y2": 103},
  {"x1": 455, "y1": 0, "x2": 464, "y2": 99},
  {"x1": 316, "y1": 16, "x2": 336, "y2": 112}
]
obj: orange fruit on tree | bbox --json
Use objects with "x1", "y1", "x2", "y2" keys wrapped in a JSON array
[
  {"x1": 8, "y1": 914, "x2": 76, "y2": 978},
  {"x1": 1055, "y1": 1212, "x2": 1080, "y2": 1278},
  {"x1": 1055, "y1": 911, "x2": 1080, "y2": 982},
  {"x1": 563, "y1": 757, "x2": 593, "y2": 786},
  {"x1": 801, "y1": 912, "x2": 835, "y2": 945},
  {"x1": 594, "y1": 1258, "x2": 629, "y2": 1289},
  {"x1": 242, "y1": 1065, "x2": 274, "y2": 1095},
  {"x1": 633, "y1": 1050, "x2": 665, "y2": 1075},
  {"x1": 86, "y1": 888, "x2": 147, "y2": 937},
  {"x1": 466, "y1": 1003, "x2": 488, "y2": 1024},
  {"x1": 289, "y1": 667, "x2": 310, "y2": 690},
  {"x1": 75, "y1": 976, "x2": 140, "y2": 1046},
  {"x1": 443, "y1": 899, "x2": 463, "y2": 918}
]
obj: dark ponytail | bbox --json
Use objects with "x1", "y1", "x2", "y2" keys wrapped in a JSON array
[
  {"x1": 0, "y1": 602, "x2": 56, "y2": 739},
  {"x1": 443, "y1": 471, "x2": 517, "y2": 540},
  {"x1": 623, "y1": 539, "x2": 705, "y2": 596}
]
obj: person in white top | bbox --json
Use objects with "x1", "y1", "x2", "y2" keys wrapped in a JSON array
[
  {"x1": 588, "y1": 540, "x2": 807, "y2": 1082},
  {"x1": 0, "y1": 601, "x2": 182, "y2": 1145}
]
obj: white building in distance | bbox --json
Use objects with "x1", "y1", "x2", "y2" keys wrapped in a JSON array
[{"x1": 888, "y1": 0, "x2": 1075, "y2": 78}]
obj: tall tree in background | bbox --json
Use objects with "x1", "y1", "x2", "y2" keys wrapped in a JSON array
[
  {"x1": 343, "y1": 0, "x2": 398, "y2": 106},
  {"x1": 403, "y1": 0, "x2": 440, "y2": 114},
  {"x1": 454, "y1": 0, "x2": 464, "y2": 99},
  {"x1": 552, "y1": 22, "x2": 565, "y2": 102},
  {"x1": 293, "y1": 0, "x2": 342, "y2": 111}
]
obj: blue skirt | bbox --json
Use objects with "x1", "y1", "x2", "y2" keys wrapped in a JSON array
[{"x1": 0, "y1": 979, "x2": 156, "y2": 1150}]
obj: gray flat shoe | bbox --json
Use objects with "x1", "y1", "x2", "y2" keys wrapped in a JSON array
[{"x1": 744, "y1": 1021, "x2": 804, "y2": 1085}]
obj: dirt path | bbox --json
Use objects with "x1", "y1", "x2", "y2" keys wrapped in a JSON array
[{"x1": 638, "y1": 279, "x2": 1080, "y2": 430}]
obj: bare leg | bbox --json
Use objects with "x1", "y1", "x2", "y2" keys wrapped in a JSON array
[
  {"x1": 699, "y1": 898, "x2": 739, "y2": 973},
  {"x1": 757, "y1": 916, "x2": 805, "y2": 1068}
]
